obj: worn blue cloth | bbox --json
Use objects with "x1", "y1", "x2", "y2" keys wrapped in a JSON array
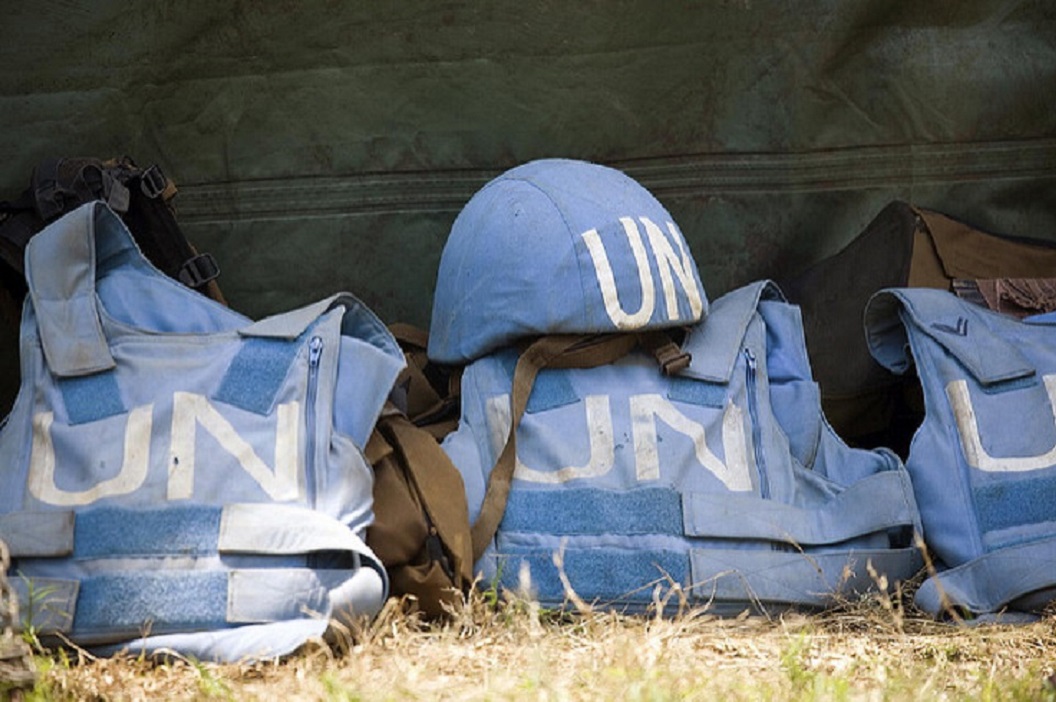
[
  {"x1": 867, "y1": 288, "x2": 1056, "y2": 620},
  {"x1": 1, "y1": 202, "x2": 403, "y2": 661},
  {"x1": 427, "y1": 159, "x2": 921, "y2": 613},
  {"x1": 428, "y1": 159, "x2": 708, "y2": 364},
  {"x1": 443, "y1": 281, "x2": 921, "y2": 611}
]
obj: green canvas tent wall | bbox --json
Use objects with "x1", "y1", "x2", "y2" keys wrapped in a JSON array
[{"x1": 1, "y1": 1, "x2": 1054, "y2": 415}]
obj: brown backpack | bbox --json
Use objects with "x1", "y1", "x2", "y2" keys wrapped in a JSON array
[{"x1": 364, "y1": 325, "x2": 473, "y2": 618}]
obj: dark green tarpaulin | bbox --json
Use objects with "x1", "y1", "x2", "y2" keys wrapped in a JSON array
[{"x1": 1, "y1": 1, "x2": 1054, "y2": 409}]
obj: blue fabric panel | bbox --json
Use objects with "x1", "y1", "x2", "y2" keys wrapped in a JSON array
[
  {"x1": 25, "y1": 203, "x2": 117, "y2": 377},
  {"x1": 679, "y1": 281, "x2": 776, "y2": 383},
  {"x1": 216, "y1": 335, "x2": 302, "y2": 415},
  {"x1": 1023, "y1": 311, "x2": 1056, "y2": 326},
  {"x1": 497, "y1": 348, "x2": 580, "y2": 413},
  {"x1": 11, "y1": 577, "x2": 79, "y2": 633},
  {"x1": 666, "y1": 375, "x2": 726, "y2": 408},
  {"x1": 497, "y1": 548, "x2": 689, "y2": 603},
  {"x1": 526, "y1": 372, "x2": 580, "y2": 413},
  {"x1": 502, "y1": 488, "x2": 684, "y2": 535},
  {"x1": 0, "y1": 511, "x2": 75, "y2": 557},
  {"x1": 73, "y1": 571, "x2": 229, "y2": 633},
  {"x1": 691, "y1": 546, "x2": 922, "y2": 607},
  {"x1": 683, "y1": 470, "x2": 918, "y2": 544},
  {"x1": 58, "y1": 371, "x2": 124, "y2": 425},
  {"x1": 914, "y1": 536, "x2": 1056, "y2": 617},
  {"x1": 74, "y1": 505, "x2": 223, "y2": 559},
  {"x1": 978, "y1": 376, "x2": 1038, "y2": 395},
  {"x1": 973, "y1": 475, "x2": 1056, "y2": 536}
]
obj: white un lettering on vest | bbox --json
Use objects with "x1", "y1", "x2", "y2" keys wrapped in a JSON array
[
  {"x1": 485, "y1": 392, "x2": 754, "y2": 491},
  {"x1": 27, "y1": 392, "x2": 303, "y2": 507},
  {"x1": 581, "y1": 216, "x2": 704, "y2": 329}
]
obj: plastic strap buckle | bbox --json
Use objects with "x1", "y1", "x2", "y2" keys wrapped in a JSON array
[
  {"x1": 653, "y1": 341, "x2": 692, "y2": 376},
  {"x1": 139, "y1": 164, "x2": 168, "y2": 200},
  {"x1": 33, "y1": 179, "x2": 65, "y2": 221},
  {"x1": 178, "y1": 252, "x2": 221, "y2": 288}
]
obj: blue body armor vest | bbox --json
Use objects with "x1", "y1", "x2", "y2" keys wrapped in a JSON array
[
  {"x1": 441, "y1": 281, "x2": 922, "y2": 612},
  {"x1": 867, "y1": 288, "x2": 1056, "y2": 620},
  {"x1": 0, "y1": 203, "x2": 404, "y2": 660}
]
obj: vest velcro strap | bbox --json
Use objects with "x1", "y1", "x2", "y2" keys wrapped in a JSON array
[
  {"x1": 7, "y1": 504, "x2": 374, "y2": 564},
  {"x1": 490, "y1": 546, "x2": 691, "y2": 606},
  {"x1": 0, "y1": 511, "x2": 75, "y2": 557},
  {"x1": 501, "y1": 488, "x2": 683, "y2": 536},
  {"x1": 914, "y1": 536, "x2": 1056, "y2": 618},
  {"x1": 58, "y1": 370, "x2": 125, "y2": 424},
  {"x1": 683, "y1": 470, "x2": 920, "y2": 545},
  {"x1": 487, "y1": 544, "x2": 921, "y2": 610},
  {"x1": 13, "y1": 568, "x2": 351, "y2": 639},
  {"x1": 215, "y1": 334, "x2": 305, "y2": 415},
  {"x1": 690, "y1": 546, "x2": 922, "y2": 608},
  {"x1": 497, "y1": 472, "x2": 918, "y2": 546}
]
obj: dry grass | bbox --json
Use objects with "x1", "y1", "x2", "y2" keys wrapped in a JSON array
[{"x1": 11, "y1": 583, "x2": 1056, "y2": 702}]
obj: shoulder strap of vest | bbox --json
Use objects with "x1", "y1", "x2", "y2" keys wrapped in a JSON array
[
  {"x1": 24, "y1": 202, "x2": 116, "y2": 377},
  {"x1": 240, "y1": 292, "x2": 402, "y2": 358},
  {"x1": 238, "y1": 294, "x2": 351, "y2": 339},
  {"x1": 680, "y1": 280, "x2": 784, "y2": 383},
  {"x1": 865, "y1": 288, "x2": 1036, "y2": 385}
]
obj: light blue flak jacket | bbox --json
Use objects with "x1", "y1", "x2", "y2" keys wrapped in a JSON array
[
  {"x1": 0, "y1": 203, "x2": 404, "y2": 661},
  {"x1": 443, "y1": 281, "x2": 922, "y2": 613},
  {"x1": 867, "y1": 288, "x2": 1056, "y2": 620}
]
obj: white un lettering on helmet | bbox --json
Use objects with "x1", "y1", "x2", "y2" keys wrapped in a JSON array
[{"x1": 581, "y1": 216, "x2": 705, "y2": 330}]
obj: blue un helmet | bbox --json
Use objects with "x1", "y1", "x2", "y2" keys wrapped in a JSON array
[{"x1": 428, "y1": 159, "x2": 708, "y2": 364}]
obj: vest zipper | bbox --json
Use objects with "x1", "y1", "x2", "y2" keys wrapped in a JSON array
[
  {"x1": 306, "y1": 335, "x2": 323, "y2": 506},
  {"x1": 744, "y1": 347, "x2": 771, "y2": 499}
]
